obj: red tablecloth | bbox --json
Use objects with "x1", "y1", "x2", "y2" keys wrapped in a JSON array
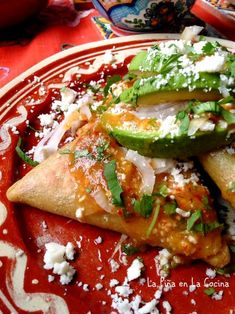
[{"x1": 0, "y1": 1, "x2": 234, "y2": 89}]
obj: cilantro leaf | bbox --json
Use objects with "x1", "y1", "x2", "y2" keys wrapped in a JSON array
[
  {"x1": 104, "y1": 160, "x2": 123, "y2": 207},
  {"x1": 176, "y1": 111, "x2": 190, "y2": 134},
  {"x1": 221, "y1": 108, "x2": 235, "y2": 124},
  {"x1": 146, "y1": 202, "x2": 160, "y2": 238},
  {"x1": 229, "y1": 182, "x2": 235, "y2": 192},
  {"x1": 202, "y1": 42, "x2": 218, "y2": 55},
  {"x1": 122, "y1": 244, "x2": 139, "y2": 255},
  {"x1": 104, "y1": 75, "x2": 122, "y2": 97},
  {"x1": 204, "y1": 287, "x2": 215, "y2": 296},
  {"x1": 74, "y1": 149, "x2": 91, "y2": 159},
  {"x1": 204, "y1": 221, "x2": 223, "y2": 233},
  {"x1": 218, "y1": 96, "x2": 235, "y2": 105},
  {"x1": 187, "y1": 210, "x2": 202, "y2": 231},
  {"x1": 158, "y1": 184, "x2": 169, "y2": 197},
  {"x1": 16, "y1": 138, "x2": 39, "y2": 167},
  {"x1": 133, "y1": 194, "x2": 154, "y2": 218},
  {"x1": 96, "y1": 141, "x2": 109, "y2": 161},
  {"x1": 163, "y1": 201, "x2": 177, "y2": 215},
  {"x1": 230, "y1": 245, "x2": 235, "y2": 253}
]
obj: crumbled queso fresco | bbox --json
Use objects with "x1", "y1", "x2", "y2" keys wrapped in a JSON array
[
  {"x1": 140, "y1": 39, "x2": 234, "y2": 97},
  {"x1": 25, "y1": 37, "x2": 234, "y2": 313}
]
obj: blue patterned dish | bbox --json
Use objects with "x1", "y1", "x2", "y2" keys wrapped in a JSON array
[{"x1": 92, "y1": 0, "x2": 199, "y2": 32}]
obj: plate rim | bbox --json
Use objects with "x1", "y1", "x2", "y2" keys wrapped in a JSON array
[{"x1": 1, "y1": 33, "x2": 235, "y2": 99}]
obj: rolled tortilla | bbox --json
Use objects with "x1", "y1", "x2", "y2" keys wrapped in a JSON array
[
  {"x1": 7, "y1": 122, "x2": 230, "y2": 268},
  {"x1": 200, "y1": 144, "x2": 235, "y2": 209}
]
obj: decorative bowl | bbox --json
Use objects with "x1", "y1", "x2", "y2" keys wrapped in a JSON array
[{"x1": 91, "y1": 0, "x2": 199, "y2": 32}]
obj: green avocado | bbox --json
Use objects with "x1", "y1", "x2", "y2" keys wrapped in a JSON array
[
  {"x1": 128, "y1": 50, "x2": 180, "y2": 76},
  {"x1": 120, "y1": 73, "x2": 223, "y2": 106},
  {"x1": 108, "y1": 127, "x2": 235, "y2": 159},
  {"x1": 101, "y1": 97, "x2": 235, "y2": 158}
]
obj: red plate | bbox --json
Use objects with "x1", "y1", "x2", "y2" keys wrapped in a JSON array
[{"x1": 0, "y1": 34, "x2": 235, "y2": 314}]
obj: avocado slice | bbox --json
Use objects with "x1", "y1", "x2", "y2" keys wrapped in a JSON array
[
  {"x1": 101, "y1": 99, "x2": 235, "y2": 158},
  {"x1": 120, "y1": 73, "x2": 223, "y2": 106},
  {"x1": 109, "y1": 127, "x2": 235, "y2": 158}
]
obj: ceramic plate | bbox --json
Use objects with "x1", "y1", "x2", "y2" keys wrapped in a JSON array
[{"x1": 0, "y1": 34, "x2": 235, "y2": 314}]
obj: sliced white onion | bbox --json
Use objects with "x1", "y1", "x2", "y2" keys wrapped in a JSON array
[
  {"x1": 151, "y1": 158, "x2": 176, "y2": 174},
  {"x1": 187, "y1": 117, "x2": 208, "y2": 136},
  {"x1": 110, "y1": 234, "x2": 128, "y2": 262},
  {"x1": 80, "y1": 104, "x2": 92, "y2": 120},
  {"x1": 180, "y1": 26, "x2": 204, "y2": 41},
  {"x1": 125, "y1": 149, "x2": 155, "y2": 195},
  {"x1": 133, "y1": 102, "x2": 187, "y2": 120},
  {"x1": 91, "y1": 189, "x2": 114, "y2": 213},
  {"x1": 33, "y1": 125, "x2": 64, "y2": 163}
]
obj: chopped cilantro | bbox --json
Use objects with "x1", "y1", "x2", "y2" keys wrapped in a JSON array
[
  {"x1": 187, "y1": 210, "x2": 202, "y2": 231},
  {"x1": 230, "y1": 245, "x2": 235, "y2": 253},
  {"x1": 103, "y1": 75, "x2": 122, "y2": 97},
  {"x1": 216, "y1": 263, "x2": 235, "y2": 275},
  {"x1": 86, "y1": 187, "x2": 92, "y2": 193},
  {"x1": 146, "y1": 201, "x2": 160, "y2": 238},
  {"x1": 221, "y1": 108, "x2": 235, "y2": 124},
  {"x1": 74, "y1": 149, "x2": 92, "y2": 159},
  {"x1": 227, "y1": 54, "x2": 235, "y2": 77},
  {"x1": 202, "y1": 196, "x2": 211, "y2": 210},
  {"x1": 155, "y1": 184, "x2": 169, "y2": 198},
  {"x1": 59, "y1": 148, "x2": 92, "y2": 160},
  {"x1": 60, "y1": 86, "x2": 67, "y2": 93},
  {"x1": 122, "y1": 244, "x2": 139, "y2": 255},
  {"x1": 96, "y1": 141, "x2": 109, "y2": 161},
  {"x1": 204, "y1": 287, "x2": 215, "y2": 296},
  {"x1": 176, "y1": 110, "x2": 190, "y2": 134},
  {"x1": 133, "y1": 194, "x2": 154, "y2": 218},
  {"x1": 16, "y1": 138, "x2": 39, "y2": 167},
  {"x1": 163, "y1": 201, "x2": 177, "y2": 215},
  {"x1": 204, "y1": 222, "x2": 223, "y2": 233},
  {"x1": 218, "y1": 96, "x2": 235, "y2": 105},
  {"x1": 157, "y1": 54, "x2": 181, "y2": 74},
  {"x1": 202, "y1": 42, "x2": 217, "y2": 55},
  {"x1": 104, "y1": 160, "x2": 124, "y2": 207},
  {"x1": 229, "y1": 182, "x2": 235, "y2": 192}
]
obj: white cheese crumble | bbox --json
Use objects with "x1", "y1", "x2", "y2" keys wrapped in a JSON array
[
  {"x1": 155, "y1": 249, "x2": 172, "y2": 278},
  {"x1": 212, "y1": 290, "x2": 224, "y2": 300},
  {"x1": 95, "y1": 283, "x2": 103, "y2": 290},
  {"x1": 110, "y1": 279, "x2": 119, "y2": 287},
  {"x1": 189, "y1": 284, "x2": 197, "y2": 293},
  {"x1": 206, "y1": 268, "x2": 216, "y2": 279},
  {"x1": 139, "y1": 299, "x2": 158, "y2": 314},
  {"x1": 127, "y1": 258, "x2": 144, "y2": 282},
  {"x1": 195, "y1": 55, "x2": 225, "y2": 73},
  {"x1": 43, "y1": 242, "x2": 76, "y2": 285},
  {"x1": 115, "y1": 285, "x2": 133, "y2": 297},
  {"x1": 110, "y1": 259, "x2": 120, "y2": 273},
  {"x1": 94, "y1": 236, "x2": 103, "y2": 244}
]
